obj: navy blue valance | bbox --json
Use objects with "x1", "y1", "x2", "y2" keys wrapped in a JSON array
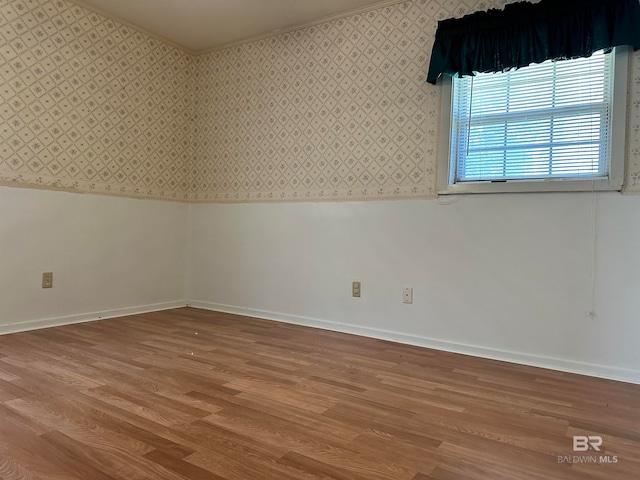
[{"x1": 427, "y1": 0, "x2": 640, "y2": 84}]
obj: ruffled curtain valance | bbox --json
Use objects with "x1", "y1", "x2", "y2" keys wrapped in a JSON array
[{"x1": 426, "y1": 0, "x2": 640, "y2": 84}]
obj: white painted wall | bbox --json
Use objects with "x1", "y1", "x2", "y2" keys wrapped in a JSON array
[
  {"x1": 0, "y1": 186, "x2": 189, "y2": 332},
  {"x1": 189, "y1": 193, "x2": 640, "y2": 383},
  {"x1": 3, "y1": 186, "x2": 638, "y2": 382}
]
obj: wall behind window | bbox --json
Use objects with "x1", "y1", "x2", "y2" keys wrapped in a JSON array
[{"x1": 192, "y1": 0, "x2": 640, "y2": 201}]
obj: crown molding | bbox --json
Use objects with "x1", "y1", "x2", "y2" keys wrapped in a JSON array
[{"x1": 64, "y1": 0, "x2": 411, "y2": 56}]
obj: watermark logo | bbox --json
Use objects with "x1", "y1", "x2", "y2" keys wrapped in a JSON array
[
  {"x1": 558, "y1": 436, "x2": 617, "y2": 464},
  {"x1": 573, "y1": 435, "x2": 602, "y2": 452}
]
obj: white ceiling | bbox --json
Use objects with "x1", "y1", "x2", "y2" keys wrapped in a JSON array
[{"x1": 69, "y1": 0, "x2": 399, "y2": 52}]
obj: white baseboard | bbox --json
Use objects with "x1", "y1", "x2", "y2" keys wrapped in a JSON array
[
  {"x1": 0, "y1": 301, "x2": 188, "y2": 335},
  {"x1": 189, "y1": 300, "x2": 640, "y2": 385}
]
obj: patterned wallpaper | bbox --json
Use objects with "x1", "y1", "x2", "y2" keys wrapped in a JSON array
[
  {"x1": 626, "y1": 50, "x2": 640, "y2": 192},
  {"x1": 1, "y1": 0, "x2": 639, "y2": 202},
  {"x1": 191, "y1": 0, "x2": 441, "y2": 202},
  {"x1": 0, "y1": 0, "x2": 194, "y2": 201},
  {"x1": 190, "y1": 0, "x2": 640, "y2": 201}
]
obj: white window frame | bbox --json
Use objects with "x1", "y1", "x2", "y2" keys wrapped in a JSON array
[{"x1": 438, "y1": 47, "x2": 629, "y2": 195}]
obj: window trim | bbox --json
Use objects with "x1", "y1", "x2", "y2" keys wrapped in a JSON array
[{"x1": 437, "y1": 47, "x2": 629, "y2": 195}]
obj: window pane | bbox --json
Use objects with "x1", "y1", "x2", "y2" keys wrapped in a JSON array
[{"x1": 451, "y1": 50, "x2": 613, "y2": 183}]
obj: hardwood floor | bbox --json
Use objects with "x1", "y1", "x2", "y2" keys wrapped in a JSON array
[{"x1": 0, "y1": 308, "x2": 638, "y2": 479}]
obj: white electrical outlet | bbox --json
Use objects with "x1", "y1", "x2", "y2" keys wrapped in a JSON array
[{"x1": 403, "y1": 287, "x2": 413, "y2": 304}]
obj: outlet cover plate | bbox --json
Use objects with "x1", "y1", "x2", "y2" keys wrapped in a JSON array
[{"x1": 403, "y1": 287, "x2": 413, "y2": 304}]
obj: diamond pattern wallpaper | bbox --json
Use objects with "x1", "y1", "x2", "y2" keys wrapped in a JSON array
[
  {"x1": 1, "y1": 0, "x2": 639, "y2": 202},
  {"x1": 189, "y1": 0, "x2": 514, "y2": 202},
  {"x1": 0, "y1": 0, "x2": 194, "y2": 201},
  {"x1": 627, "y1": 50, "x2": 640, "y2": 192},
  {"x1": 190, "y1": 0, "x2": 442, "y2": 202}
]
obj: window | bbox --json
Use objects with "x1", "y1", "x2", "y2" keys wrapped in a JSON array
[{"x1": 438, "y1": 49, "x2": 628, "y2": 194}]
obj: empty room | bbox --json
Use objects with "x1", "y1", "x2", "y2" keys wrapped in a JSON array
[{"x1": 1, "y1": 0, "x2": 639, "y2": 478}]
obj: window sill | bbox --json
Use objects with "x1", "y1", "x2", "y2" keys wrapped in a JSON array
[{"x1": 437, "y1": 178, "x2": 623, "y2": 195}]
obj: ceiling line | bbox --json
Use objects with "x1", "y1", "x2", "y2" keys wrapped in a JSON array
[
  {"x1": 64, "y1": 0, "x2": 193, "y2": 53},
  {"x1": 195, "y1": 0, "x2": 411, "y2": 55},
  {"x1": 65, "y1": 0, "x2": 411, "y2": 55}
]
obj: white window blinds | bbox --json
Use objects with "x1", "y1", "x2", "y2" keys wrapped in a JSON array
[{"x1": 450, "y1": 50, "x2": 614, "y2": 183}]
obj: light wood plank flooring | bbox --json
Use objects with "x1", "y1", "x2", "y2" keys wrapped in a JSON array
[{"x1": 0, "y1": 307, "x2": 638, "y2": 479}]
